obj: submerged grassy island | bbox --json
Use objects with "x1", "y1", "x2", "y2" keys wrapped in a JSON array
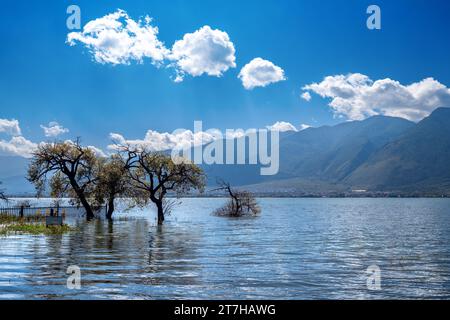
[{"x1": 0, "y1": 213, "x2": 75, "y2": 236}]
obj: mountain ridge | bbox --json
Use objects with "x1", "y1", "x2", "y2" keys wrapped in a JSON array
[{"x1": 1, "y1": 108, "x2": 450, "y2": 196}]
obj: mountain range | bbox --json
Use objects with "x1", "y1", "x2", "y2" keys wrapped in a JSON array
[
  {"x1": 1, "y1": 107, "x2": 450, "y2": 196},
  {"x1": 204, "y1": 107, "x2": 450, "y2": 196}
]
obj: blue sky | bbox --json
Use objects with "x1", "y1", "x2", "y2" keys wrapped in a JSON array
[{"x1": 1, "y1": 0, "x2": 450, "y2": 155}]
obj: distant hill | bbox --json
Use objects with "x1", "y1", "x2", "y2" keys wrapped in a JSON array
[
  {"x1": 0, "y1": 156, "x2": 34, "y2": 196},
  {"x1": 277, "y1": 115, "x2": 415, "y2": 181},
  {"x1": 203, "y1": 114, "x2": 415, "y2": 191},
  {"x1": 346, "y1": 107, "x2": 450, "y2": 193},
  {"x1": 241, "y1": 108, "x2": 450, "y2": 195},
  {"x1": 2, "y1": 108, "x2": 450, "y2": 196},
  {"x1": 239, "y1": 177, "x2": 349, "y2": 196}
]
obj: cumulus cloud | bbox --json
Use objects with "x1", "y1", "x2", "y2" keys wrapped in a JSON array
[
  {"x1": 40, "y1": 122, "x2": 69, "y2": 137},
  {"x1": 302, "y1": 73, "x2": 450, "y2": 121},
  {"x1": 108, "y1": 129, "x2": 216, "y2": 152},
  {"x1": 67, "y1": 9, "x2": 169, "y2": 65},
  {"x1": 0, "y1": 117, "x2": 107, "y2": 159},
  {"x1": 238, "y1": 58, "x2": 286, "y2": 90},
  {"x1": 109, "y1": 121, "x2": 297, "y2": 152},
  {"x1": 0, "y1": 118, "x2": 36, "y2": 157},
  {"x1": 0, "y1": 119, "x2": 21, "y2": 136},
  {"x1": 301, "y1": 92, "x2": 311, "y2": 102},
  {"x1": 0, "y1": 136, "x2": 37, "y2": 158},
  {"x1": 299, "y1": 124, "x2": 312, "y2": 131},
  {"x1": 67, "y1": 11, "x2": 238, "y2": 82},
  {"x1": 87, "y1": 145, "x2": 107, "y2": 158},
  {"x1": 169, "y1": 26, "x2": 236, "y2": 82},
  {"x1": 0, "y1": 121, "x2": 106, "y2": 159},
  {"x1": 266, "y1": 121, "x2": 298, "y2": 132}
]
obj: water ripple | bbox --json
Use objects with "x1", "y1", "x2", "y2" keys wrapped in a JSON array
[{"x1": 1, "y1": 198, "x2": 450, "y2": 299}]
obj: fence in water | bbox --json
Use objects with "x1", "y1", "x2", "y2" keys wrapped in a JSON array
[{"x1": 0, "y1": 205, "x2": 107, "y2": 218}]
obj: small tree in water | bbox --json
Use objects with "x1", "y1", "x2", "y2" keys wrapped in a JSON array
[
  {"x1": 28, "y1": 140, "x2": 131, "y2": 220},
  {"x1": 213, "y1": 180, "x2": 260, "y2": 217},
  {"x1": 27, "y1": 139, "x2": 101, "y2": 220},
  {"x1": 92, "y1": 155, "x2": 130, "y2": 220},
  {"x1": 120, "y1": 146, "x2": 205, "y2": 225}
]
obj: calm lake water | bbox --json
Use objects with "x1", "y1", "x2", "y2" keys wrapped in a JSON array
[{"x1": 1, "y1": 198, "x2": 450, "y2": 299}]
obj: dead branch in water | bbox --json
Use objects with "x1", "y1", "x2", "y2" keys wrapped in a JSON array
[{"x1": 213, "y1": 179, "x2": 260, "y2": 217}]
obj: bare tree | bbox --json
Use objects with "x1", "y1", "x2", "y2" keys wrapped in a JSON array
[
  {"x1": 27, "y1": 139, "x2": 100, "y2": 220},
  {"x1": 120, "y1": 146, "x2": 205, "y2": 225},
  {"x1": 213, "y1": 179, "x2": 260, "y2": 217}
]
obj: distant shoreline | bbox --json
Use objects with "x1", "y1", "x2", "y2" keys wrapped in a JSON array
[{"x1": 3, "y1": 194, "x2": 450, "y2": 200}]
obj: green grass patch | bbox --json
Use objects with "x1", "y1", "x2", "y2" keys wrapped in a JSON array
[
  {"x1": 0, "y1": 223, "x2": 75, "y2": 235},
  {"x1": 0, "y1": 213, "x2": 46, "y2": 224},
  {"x1": 0, "y1": 214, "x2": 76, "y2": 236}
]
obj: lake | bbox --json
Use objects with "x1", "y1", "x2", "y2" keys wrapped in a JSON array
[{"x1": 1, "y1": 198, "x2": 450, "y2": 299}]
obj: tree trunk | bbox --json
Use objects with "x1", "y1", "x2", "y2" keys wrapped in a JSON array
[
  {"x1": 156, "y1": 200, "x2": 164, "y2": 225},
  {"x1": 106, "y1": 195, "x2": 114, "y2": 220},
  {"x1": 69, "y1": 177, "x2": 94, "y2": 220},
  {"x1": 79, "y1": 193, "x2": 95, "y2": 220}
]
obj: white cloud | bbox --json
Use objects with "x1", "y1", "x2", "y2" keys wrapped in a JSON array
[
  {"x1": 238, "y1": 58, "x2": 286, "y2": 90},
  {"x1": 266, "y1": 121, "x2": 298, "y2": 132},
  {"x1": 169, "y1": 26, "x2": 236, "y2": 81},
  {"x1": 0, "y1": 118, "x2": 36, "y2": 157},
  {"x1": 0, "y1": 119, "x2": 21, "y2": 136},
  {"x1": 299, "y1": 124, "x2": 311, "y2": 131},
  {"x1": 109, "y1": 121, "x2": 297, "y2": 151},
  {"x1": 302, "y1": 73, "x2": 450, "y2": 121},
  {"x1": 301, "y1": 91, "x2": 311, "y2": 102},
  {"x1": 40, "y1": 122, "x2": 69, "y2": 137},
  {"x1": 55, "y1": 139, "x2": 107, "y2": 158},
  {"x1": 108, "y1": 130, "x2": 216, "y2": 152},
  {"x1": 87, "y1": 145, "x2": 107, "y2": 158},
  {"x1": 0, "y1": 136, "x2": 37, "y2": 158},
  {"x1": 0, "y1": 119, "x2": 106, "y2": 159},
  {"x1": 67, "y1": 9, "x2": 169, "y2": 65},
  {"x1": 67, "y1": 13, "x2": 238, "y2": 82}
]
